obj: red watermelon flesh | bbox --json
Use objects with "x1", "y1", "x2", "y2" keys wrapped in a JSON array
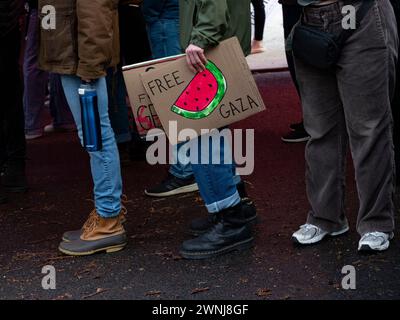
[
  {"x1": 171, "y1": 60, "x2": 226, "y2": 120},
  {"x1": 175, "y1": 69, "x2": 218, "y2": 112}
]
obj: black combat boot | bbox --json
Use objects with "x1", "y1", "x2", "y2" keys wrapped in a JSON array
[
  {"x1": 180, "y1": 203, "x2": 255, "y2": 260},
  {"x1": 1, "y1": 160, "x2": 28, "y2": 193},
  {"x1": 188, "y1": 181, "x2": 253, "y2": 235},
  {"x1": 189, "y1": 199, "x2": 257, "y2": 236}
]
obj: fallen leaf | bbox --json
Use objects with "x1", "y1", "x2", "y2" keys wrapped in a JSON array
[
  {"x1": 191, "y1": 287, "x2": 210, "y2": 295},
  {"x1": 256, "y1": 288, "x2": 272, "y2": 297},
  {"x1": 82, "y1": 288, "x2": 109, "y2": 299},
  {"x1": 145, "y1": 290, "x2": 162, "y2": 296}
]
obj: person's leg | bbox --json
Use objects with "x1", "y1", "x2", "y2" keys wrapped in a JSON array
[
  {"x1": 1, "y1": 25, "x2": 26, "y2": 200},
  {"x1": 1, "y1": 26, "x2": 27, "y2": 193},
  {"x1": 282, "y1": 4, "x2": 302, "y2": 95},
  {"x1": 180, "y1": 131, "x2": 256, "y2": 259},
  {"x1": 337, "y1": 0, "x2": 397, "y2": 247},
  {"x1": 251, "y1": 0, "x2": 266, "y2": 53},
  {"x1": 58, "y1": 75, "x2": 126, "y2": 256},
  {"x1": 290, "y1": 3, "x2": 350, "y2": 243},
  {"x1": 292, "y1": 57, "x2": 349, "y2": 242},
  {"x1": 252, "y1": 0, "x2": 266, "y2": 41},
  {"x1": 106, "y1": 69, "x2": 131, "y2": 145},
  {"x1": 23, "y1": 9, "x2": 48, "y2": 138},
  {"x1": 61, "y1": 75, "x2": 123, "y2": 217},
  {"x1": 46, "y1": 73, "x2": 75, "y2": 131},
  {"x1": 281, "y1": 4, "x2": 310, "y2": 143},
  {"x1": 144, "y1": 17, "x2": 199, "y2": 194},
  {"x1": 390, "y1": 0, "x2": 400, "y2": 187}
]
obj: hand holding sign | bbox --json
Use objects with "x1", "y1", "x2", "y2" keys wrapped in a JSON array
[{"x1": 185, "y1": 44, "x2": 208, "y2": 73}]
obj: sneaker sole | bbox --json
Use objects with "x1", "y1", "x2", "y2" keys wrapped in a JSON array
[
  {"x1": 145, "y1": 183, "x2": 199, "y2": 198},
  {"x1": 358, "y1": 243, "x2": 390, "y2": 252},
  {"x1": 281, "y1": 137, "x2": 311, "y2": 143},
  {"x1": 292, "y1": 225, "x2": 349, "y2": 245},
  {"x1": 358, "y1": 234, "x2": 393, "y2": 252},
  {"x1": 180, "y1": 237, "x2": 254, "y2": 260},
  {"x1": 58, "y1": 243, "x2": 127, "y2": 256}
]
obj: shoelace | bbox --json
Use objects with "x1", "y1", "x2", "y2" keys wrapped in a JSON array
[
  {"x1": 82, "y1": 209, "x2": 98, "y2": 230},
  {"x1": 83, "y1": 211, "x2": 100, "y2": 235}
]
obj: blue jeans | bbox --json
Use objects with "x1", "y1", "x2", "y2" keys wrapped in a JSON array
[
  {"x1": 145, "y1": 17, "x2": 241, "y2": 205},
  {"x1": 146, "y1": 18, "x2": 181, "y2": 59},
  {"x1": 145, "y1": 17, "x2": 194, "y2": 179},
  {"x1": 61, "y1": 75, "x2": 122, "y2": 218},
  {"x1": 106, "y1": 69, "x2": 132, "y2": 144},
  {"x1": 188, "y1": 133, "x2": 241, "y2": 213}
]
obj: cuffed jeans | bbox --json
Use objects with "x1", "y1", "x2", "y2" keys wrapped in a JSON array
[
  {"x1": 294, "y1": 0, "x2": 398, "y2": 235},
  {"x1": 186, "y1": 132, "x2": 241, "y2": 213},
  {"x1": 61, "y1": 75, "x2": 122, "y2": 218}
]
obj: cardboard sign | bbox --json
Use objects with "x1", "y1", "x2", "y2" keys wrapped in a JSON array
[
  {"x1": 140, "y1": 37, "x2": 266, "y2": 142},
  {"x1": 122, "y1": 55, "x2": 185, "y2": 137}
]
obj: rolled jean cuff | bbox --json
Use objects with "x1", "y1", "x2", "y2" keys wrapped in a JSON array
[{"x1": 206, "y1": 191, "x2": 241, "y2": 214}]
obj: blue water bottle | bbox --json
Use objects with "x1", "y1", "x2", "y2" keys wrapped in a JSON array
[{"x1": 78, "y1": 82, "x2": 103, "y2": 152}]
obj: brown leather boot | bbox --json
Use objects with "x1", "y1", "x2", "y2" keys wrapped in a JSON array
[
  {"x1": 58, "y1": 211, "x2": 127, "y2": 256},
  {"x1": 62, "y1": 207, "x2": 127, "y2": 242}
]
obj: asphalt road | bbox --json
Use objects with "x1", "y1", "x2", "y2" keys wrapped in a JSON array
[{"x1": 1, "y1": 72, "x2": 399, "y2": 300}]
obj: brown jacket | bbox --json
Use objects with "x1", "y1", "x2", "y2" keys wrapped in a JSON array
[{"x1": 38, "y1": 0, "x2": 120, "y2": 79}]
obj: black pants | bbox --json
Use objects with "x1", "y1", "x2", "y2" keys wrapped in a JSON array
[
  {"x1": 251, "y1": 0, "x2": 266, "y2": 41},
  {"x1": 282, "y1": 4, "x2": 303, "y2": 96},
  {"x1": 0, "y1": 27, "x2": 26, "y2": 167},
  {"x1": 117, "y1": 4, "x2": 152, "y2": 143},
  {"x1": 390, "y1": 0, "x2": 400, "y2": 185}
]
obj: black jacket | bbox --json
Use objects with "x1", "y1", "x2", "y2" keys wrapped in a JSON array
[{"x1": 0, "y1": 0, "x2": 24, "y2": 37}]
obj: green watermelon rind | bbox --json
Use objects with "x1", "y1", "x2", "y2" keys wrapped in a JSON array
[{"x1": 171, "y1": 61, "x2": 227, "y2": 120}]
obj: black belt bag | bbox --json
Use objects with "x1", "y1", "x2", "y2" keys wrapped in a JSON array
[{"x1": 292, "y1": 0, "x2": 374, "y2": 69}]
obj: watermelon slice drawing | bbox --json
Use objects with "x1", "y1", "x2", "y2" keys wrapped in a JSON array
[{"x1": 171, "y1": 60, "x2": 227, "y2": 120}]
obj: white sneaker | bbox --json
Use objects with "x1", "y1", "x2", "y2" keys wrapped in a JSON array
[
  {"x1": 292, "y1": 222, "x2": 349, "y2": 245},
  {"x1": 358, "y1": 232, "x2": 394, "y2": 252}
]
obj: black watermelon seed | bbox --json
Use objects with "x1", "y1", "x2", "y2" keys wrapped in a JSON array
[{"x1": 208, "y1": 84, "x2": 212, "y2": 87}]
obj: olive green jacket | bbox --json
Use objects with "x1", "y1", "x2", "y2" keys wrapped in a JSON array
[{"x1": 179, "y1": 0, "x2": 251, "y2": 56}]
